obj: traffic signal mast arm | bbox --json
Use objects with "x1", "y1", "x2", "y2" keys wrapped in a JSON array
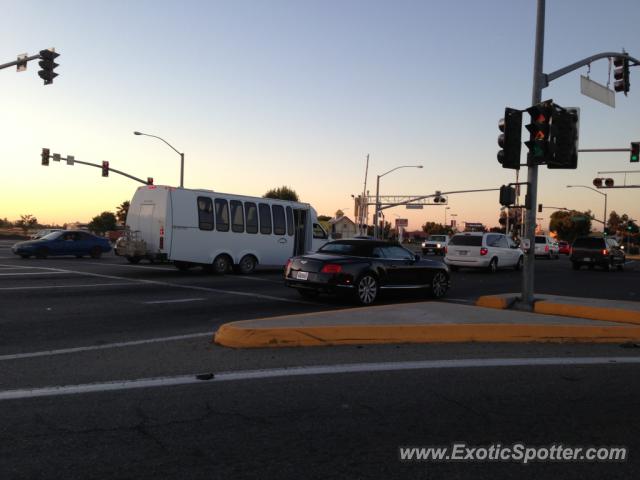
[
  {"x1": 41, "y1": 151, "x2": 152, "y2": 185},
  {"x1": 543, "y1": 51, "x2": 639, "y2": 87},
  {"x1": 370, "y1": 188, "x2": 504, "y2": 211},
  {"x1": 0, "y1": 54, "x2": 41, "y2": 70}
]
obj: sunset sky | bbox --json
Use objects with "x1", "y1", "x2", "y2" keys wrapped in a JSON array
[{"x1": 1, "y1": 0, "x2": 639, "y2": 231}]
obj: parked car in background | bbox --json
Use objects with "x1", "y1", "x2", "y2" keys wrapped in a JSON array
[
  {"x1": 12, "y1": 230, "x2": 112, "y2": 259},
  {"x1": 534, "y1": 235, "x2": 559, "y2": 259},
  {"x1": 445, "y1": 232, "x2": 523, "y2": 272},
  {"x1": 284, "y1": 239, "x2": 450, "y2": 305},
  {"x1": 558, "y1": 241, "x2": 570, "y2": 255},
  {"x1": 570, "y1": 236, "x2": 626, "y2": 271},
  {"x1": 30, "y1": 228, "x2": 63, "y2": 239},
  {"x1": 421, "y1": 234, "x2": 450, "y2": 256}
]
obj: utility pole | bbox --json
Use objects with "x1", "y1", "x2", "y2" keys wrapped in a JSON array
[{"x1": 519, "y1": 0, "x2": 546, "y2": 310}]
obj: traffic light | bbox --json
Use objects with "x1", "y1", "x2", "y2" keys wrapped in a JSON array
[
  {"x1": 38, "y1": 49, "x2": 59, "y2": 85},
  {"x1": 41, "y1": 148, "x2": 50, "y2": 166},
  {"x1": 499, "y1": 185, "x2": 516, "y2": 206},
  {"x1": 631, "y1": 142, "x2": 639, "y2": 163},
  {"x1": 525, "y1": 101, "x2": 554, "y2": 164},
  {"x1": 605, "y1": 178, "x2": 614, "y2": 188},
  {"x1": 547, "y1": 107, "x2": 579, "y2": 169},
  {"x1": 497, "y1": 108, "x2": 522, "y2": 170},
  {"x1": 593, "y1": 178, "x2": 603, "y2": 188},
  {"x1": 147, "y1": 177, "x2": 154, "y2": 185},
  {"x1": 614, "y1": 55, "x2": 630, "y2": 95},
  {"x1": 538, "y1": 203, "x2": 543, "y2": 213},
  {"x1": 102, "y1": 161, "x2": 109, "y2": 177}
]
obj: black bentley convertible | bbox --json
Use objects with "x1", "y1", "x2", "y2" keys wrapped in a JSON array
[{"x1": 284, "y1": 239, "x2": 450, "y2": 305}]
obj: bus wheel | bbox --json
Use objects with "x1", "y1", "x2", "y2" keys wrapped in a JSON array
[
  {"x1": 212, "y1": 255, "x2": 231, "y2": 274},
  {"x1": 236, "y1": 255, "x2": 257, "y2": 274}
]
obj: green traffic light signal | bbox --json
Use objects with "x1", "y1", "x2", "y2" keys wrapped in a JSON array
[{"x1": 631, "y1": 142, "x2": 639, "y2": 163}]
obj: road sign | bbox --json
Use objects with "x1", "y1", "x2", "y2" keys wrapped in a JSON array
[
  {"x1": 571, "y1": 215, "x2": 588, "y2": 222},
  {"x1": 580, "y1": 75, "x2": 615, "y2": 108},
  {"x1": 66, "y1": 155, "x2": 74, "y2": 166},
  {"x1": 395, "y1": 218, "x2": 408, "y2": 228},
  {"x1": 405, "y1": 204, "x2": 423, "y2": 209},
  {"x1": 16, "y1": 53, "x2": 27, "y2": 72}
]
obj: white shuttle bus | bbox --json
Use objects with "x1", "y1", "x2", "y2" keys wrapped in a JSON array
[{"x1": 125, "y1": 185, "x2": 330, "y2": 273}]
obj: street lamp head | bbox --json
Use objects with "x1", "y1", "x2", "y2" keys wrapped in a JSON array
[{"x1": 133, "y1": 131, "x2": 142, "y2": 136}]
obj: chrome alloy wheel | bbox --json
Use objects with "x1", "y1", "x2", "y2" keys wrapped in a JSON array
[
  {"x1": 356, "y1": 275, "x2": 378, "y2": 305},
  {"x1": 430, "y1": 271, "x2": 449, "y2": 298}
]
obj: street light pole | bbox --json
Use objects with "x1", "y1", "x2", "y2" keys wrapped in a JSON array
[
  {"x1": 566, "y1": 185, "x2": 608, "y2": 229},
  {"x1": 374, "y1": 165, "x2": 423, "y2": 239},
  {"x1": 134, "y1": 131, "x2": 185, "y2": 188},
  {"x1": 444, "y1": 206, "x2": 450, "y2": 226}
]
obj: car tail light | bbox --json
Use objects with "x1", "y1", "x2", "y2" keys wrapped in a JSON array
[
  {"x1": 159, "y1": 236, "x2": 164, "y2": 249},
  {"x1": 321, "y1": 264, "x2": 342, "y2": 274},
  {"x1": 602, "y1": 249, "x2": 608, "y2": 255},
  {"x1": 545, "y1": 245, "x2": 549, "y2": 252},
  {"x1": 444, "y1": 246, "x2": 448, "y2": 254},
  {"x1": 480, "y1": 247, "x2": 488, "y2": 256},
  {"x1": 285, "y1": 259, "x2": 292, "y2": 271}
]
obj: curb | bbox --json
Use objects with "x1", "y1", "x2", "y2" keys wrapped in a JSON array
[
  {"x1": 214, "y1": 323, "x2": 640, "y2": 348},
  {"x1": 476, "y1": 295, "x2": 640, "y2": 326},
  {"x1": 535, "y1": 301, "x2": 640, "y2": 326}
]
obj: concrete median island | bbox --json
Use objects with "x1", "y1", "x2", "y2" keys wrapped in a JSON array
[{"x1": 213, "y1": 301, "x2": 640, "y2": 348}]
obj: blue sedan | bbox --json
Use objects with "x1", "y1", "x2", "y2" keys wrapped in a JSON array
[{"x1": 12, "y1": 230, "x2": 112, "y2": 259}]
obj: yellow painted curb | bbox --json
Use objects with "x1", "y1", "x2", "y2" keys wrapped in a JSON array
[
  {"x1": 535, "y1": 302, "x2": 640, "y2": 326},
  {"x1": 214, "y1": 323, "x2": 640, "y2": 348},
  {"x1": 475, "y1": 296, "x2": 510, "y2": 309}
]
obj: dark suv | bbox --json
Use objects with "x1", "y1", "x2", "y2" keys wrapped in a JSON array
[{"x1": 570, "y1": 236, "x2": 626, "y2": 271}]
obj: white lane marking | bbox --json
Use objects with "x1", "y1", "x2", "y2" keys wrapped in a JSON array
[
  {"x1": 0, "y1": 271, "x2": 69, "y2": 276},
  {"x1": 83, "y1": 262, "x2": 176, "y2": 271},
  {"x1": 0, "y1": 332, "x2": 213, "y2": 361},
  {"x1": 142, "y1": 298, "x2": 204, "y2": 304},
  {"x1": 41, "y1": 266, "x2": 306, "y2": 304},
  {"x1": 0, "y1": 282, "x2": 141, "y2": 291},
  {"x1": 0, "y1": 264, "x2": 68, "y2": 272},
  {"x1": 444, "y1": 298, "x2": 472, "y2": 304},
  {"x1": 236, "y1": 275, "x2": 282, "y2": 284},
  {"x1": 1, "y1": 356, "x2": 639, "y2": 401}
]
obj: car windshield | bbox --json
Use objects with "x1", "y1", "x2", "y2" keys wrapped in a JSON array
[
  {"x1": 449, "y1": 235, "x2": 482, "y2": 246},
  {"x1": 318, "y1": 243, "x2": 360, "y2": 255},
  {"x1": 40, "y1": 231, "x2": 64, "y2": 240},
  {"x1": 428, "y1": 236, "x2": 446, "y2": 242}
]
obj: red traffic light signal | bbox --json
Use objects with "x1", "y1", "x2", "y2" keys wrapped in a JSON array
[
  {"x1": 41, "y1": 148, "x2": 50, "y2": 166},
  {"x1": 102, "y1": 161, "x2": 109, "y2": 177}
]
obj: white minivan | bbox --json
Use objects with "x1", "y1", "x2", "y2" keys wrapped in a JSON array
[{"x1": 444, "y1": 232, "x2": 524, "y2": 272}]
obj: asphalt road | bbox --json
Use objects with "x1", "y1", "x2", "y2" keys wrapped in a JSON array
[{"x1": 1, "y1": 241, "x2": 640, "y2": 479}]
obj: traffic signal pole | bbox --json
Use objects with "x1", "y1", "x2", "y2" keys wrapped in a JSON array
[{"x1": 519, "y1": 0, "x2": 546, "y2": 310}]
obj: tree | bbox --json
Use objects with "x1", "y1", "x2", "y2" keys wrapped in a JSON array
[
  {"x1": 16, "y1": 214, "x2": 38, "y2": 234},
  {"x1": 421, "y1": 222, "x2": 451, "y2": 235},
  {"x1": 549, "y1": 210, "x2": 592, "y2": 242},
  {"x1": 263, "y1": 186, "x2": 299, "y2": 201},
  {"x1": 116, "y1": 201, "x2": 130, "y2": 225},
  {"x1": 335, "y1": 209, "x2": 344, "y2": 218},
  {"x1": 317, "y1": 215, "x2": 331, "y2": 222},
  {"x1": 88, "y1": 212, "x2": 117, "y2": 235},
  {"x1": 498, "y1": 209, "x2": 523, "y2": 237},
  {"x1": 0, "y1": 217, "x2": 11, "y2": 228}
]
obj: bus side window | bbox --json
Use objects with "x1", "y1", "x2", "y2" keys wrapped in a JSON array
[
  {"x1": 272, "y1": 205, "x2": 286, "y2": 236},
  {"x1": 286, "y1": 206, "x2": 294, "y2": 236},
  {"x1": 215, "y1": 199, "x2": 229, "y2": 232},
  {"x1": 245, "y1": 202, "x2": 258, "y2": 234},
  {"x1": 259, "y1": 203, "x2": 272, "y2": 234},
  {"x1": 230, "y1": 200, "x2": 244, "y2": 233},
  {"x1": 197, "y1": 196, "x2": 213, "y2": 231},
  {"x1": 313, "y1": 223, "x2": 327, "y2": 239}
]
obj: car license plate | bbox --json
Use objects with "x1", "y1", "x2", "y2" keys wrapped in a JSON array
[
  {"x1": 296, "y1": 271, "x2": 309, "y2": 280},
  {"x1": 583, "y1": 258, "x2": 591, "y2": 262},
  {"x1": 458, "y1": 250, "x2": 468, "y2": 255}
]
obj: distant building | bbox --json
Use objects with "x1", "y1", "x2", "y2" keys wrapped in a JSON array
[{"x1": 329, "y1": 215, "x2": 357, "y2": 239}]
